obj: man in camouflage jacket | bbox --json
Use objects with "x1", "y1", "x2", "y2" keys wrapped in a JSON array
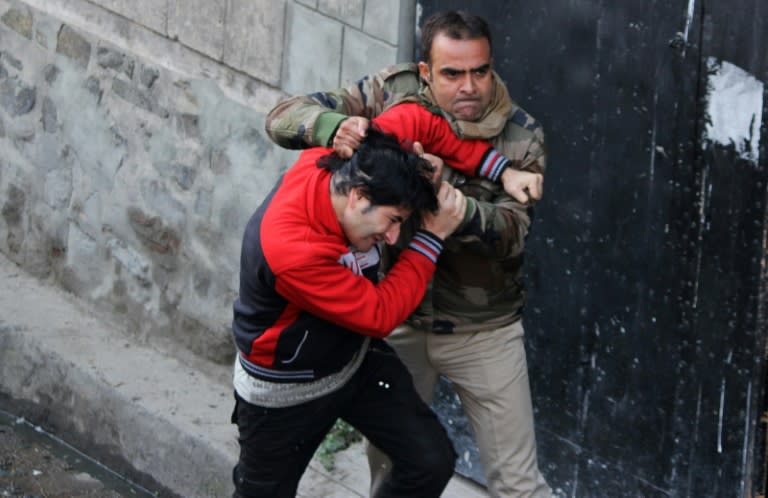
[{"x1": 265, "y1": 10, "x2": 552, "y2": 498}]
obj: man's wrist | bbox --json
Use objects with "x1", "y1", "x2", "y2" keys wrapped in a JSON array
[
  {"x1": 408, "y1": 230, "x2": 444, "y2": 264},
  {"x1": 477, "y1": 148, "x2": 511, "y2": 182},
  {"x1": 314, "y1": 112, "x2": 348, "y2": 147},
  {"x1": 500, "y1": 167, "x2": 516, "y2": 185},
  {"x1": 454, "y1": 196, "x2": 476, "y2": 234}
]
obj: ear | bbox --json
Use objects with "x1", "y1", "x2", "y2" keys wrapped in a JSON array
[
  {"x1": 418, "y1": 61, "x2": 431, "y2": 83},
  {"x1": 347, "y1": 187, "x2": 363, "y2": 209}
]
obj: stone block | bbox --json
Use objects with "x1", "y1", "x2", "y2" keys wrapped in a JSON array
[
  {"x1": 341, "y1": 28, "x2": 397, "y2": 85},
  {"x1": 283, "y1": 3, "x2": 342, "y2": 95},
  {"x1": 2, "y1": 52, "x2": 23, "y2": 71},
  {"x1": 111, "y1": 78, "x2": 168, "y2": 118},
  {"x1": 363, "y1": 0, "x2": 400, "y2": 45},
  {"x1": 43, "y1": 166, "x2": 72, "y2": 210},
  {"x1": 2, "y1": 183, "x2": 25, "y2": 227},
  {"x1": 70, "y1": 191, "x2": 103, "y2": 242},
  {"x1": 223, "y1": 0, "x2": 283, "y2": 87},
  {"x1": 96, "y1": 46, "x2": 123, "y2": 68},
  {"x1": 56, "y1": 25, "x2": 91, "y2": 69},
  {"x1": 1, "y1": 4, "x2": 33, "y2": 39},
  {"x1": 168, "y1": 0, "x2": 225, "y2": 61},
  {"x1": 138, "y1": 180, "x2": 187, "y2": 235},
  {"x1": 209, "y1": 147, "x2": 230, "y2": 175},
  {"x1": 43, "y1": 64, "x2": 59, "y2": 84},
  {"x1": 0, "y1": 172, "x2": 25, "y2": 256},
  {"x1": 91, "y1": 0, "x2": 168, "y2": 35},
  {"x1": 156, "y1": 160, "x2": 197, "y2": 191},
  {"x1": 318, "y1": 0, "x2": 363, "y2": 28},
  {"x1": 0, "y1": 76, "x2": 36, "y2": 116},
  {"x1": 61, "y1": 221, "x2": 103, "y2": 294},
  {"x1": 175, "y1": 112, "x2": 200, "y2": 139},
  {"x1": 139, "y1": 65, "x2": 159, "y2": 89},
  {"x1": 105, "y1": 236, "x2": 151, "y2": 287},
  {"x1": 111, "y1": 77, "x2": 150, "y2": 110},
  {"x1": 84, "y1": 76, "x2": 103, "y2": 103},
  {"x1": 41, "y1": 96, "x2": 57, "y2": 132},
  {"x1": 96, "y1": 46, "x2": 135, "y2": 78},
  {"x1": 127, "y1": 205, "x2": 182, "y2": 271}
]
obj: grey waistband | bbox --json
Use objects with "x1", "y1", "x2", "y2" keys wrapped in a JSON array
[{"x1": 233, "y1": 337, "x2": 370, "y2": 408}]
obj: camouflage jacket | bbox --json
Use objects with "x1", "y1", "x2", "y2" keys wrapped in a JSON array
[{"x1": 265, "y1": 63, "x2": 547, "y2": 334}]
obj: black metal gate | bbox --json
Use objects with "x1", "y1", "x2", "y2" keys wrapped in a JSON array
[{"x1": 418, "y1": 1, "x2": 768, "y2": 495}]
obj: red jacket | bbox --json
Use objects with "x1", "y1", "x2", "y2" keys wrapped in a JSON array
[
  {"x1": 232, "y1": 103, "x2": 510, "y2": 382},
  {"x1": 373, "y1": 103, "x2": 511, "y2": 181}
]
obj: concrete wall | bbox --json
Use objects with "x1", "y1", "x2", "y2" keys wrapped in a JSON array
[{"x1": 0, "y1": 0, "x2": 412, "y2": 364}]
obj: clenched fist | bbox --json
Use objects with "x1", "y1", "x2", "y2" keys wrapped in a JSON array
[{"x1": 421, "y1": 181, "x2": 467, "y2": 240}]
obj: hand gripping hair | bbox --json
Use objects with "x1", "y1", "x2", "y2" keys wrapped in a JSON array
[{"x1": 318, "y1": 128, "x2": 438, "y2": 215}]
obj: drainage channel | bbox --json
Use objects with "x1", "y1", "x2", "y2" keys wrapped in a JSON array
[{"x1": 0, "y1": 407, "x2": 159, "y2": 497}]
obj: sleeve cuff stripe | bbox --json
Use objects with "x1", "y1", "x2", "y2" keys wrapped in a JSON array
[
  {"x1": 478, "y1": 149, "x2": 510, "y2": 182},
  {"x1": 409, "y1": 232, "x2": 443, "y2": 264},
  {"x1": 413, "y1": 232, "x2": 442, "y2": 252}
]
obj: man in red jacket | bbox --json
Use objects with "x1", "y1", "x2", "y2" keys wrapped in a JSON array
[{"x1": 231, "y1": 129, "x2": 467, "y2": 498}]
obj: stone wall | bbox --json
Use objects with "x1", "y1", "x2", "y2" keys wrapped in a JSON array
[
  {"x1": 283, "y1": 0, "x2": 410, "y2": 94},
  {"x1": 0, "y1": 0, "x2": 412, "y2": 363}
]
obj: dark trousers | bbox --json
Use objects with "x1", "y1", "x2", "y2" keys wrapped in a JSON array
[{"x1": 231, "y1": 343, "x2": 456, "y2": 498}]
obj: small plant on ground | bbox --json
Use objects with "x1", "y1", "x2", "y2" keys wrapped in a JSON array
[{"x1": 315, "y1": 419, "x2": 362, "y2": 472}]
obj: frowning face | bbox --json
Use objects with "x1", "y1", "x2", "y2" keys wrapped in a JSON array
[{"x1": 419, "y1": 33, "x2": 494, "y2": 122}]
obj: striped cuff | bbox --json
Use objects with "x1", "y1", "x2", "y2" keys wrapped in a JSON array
[
  {"x1": 476, "y1": 148, "x2": 510, "y2": 182},
  {"x1": 408, "y1": 230, "x2": 444, "y2": 264}
]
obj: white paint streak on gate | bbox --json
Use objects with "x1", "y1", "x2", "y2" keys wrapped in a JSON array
[
  {"x1": 704, "y1": 58, "x2": 764, "y2": 166},
  {"x1": 683, "y1": 0, "x2": 696, "y2": 44},
  {"x1": 740, "y1": 380, "x2": 752, "y2": 498}
]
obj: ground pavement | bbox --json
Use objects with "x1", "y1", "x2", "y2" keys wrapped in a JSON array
[{"x1": 0, "y1": 252, "x2": 488, "y2": 498}]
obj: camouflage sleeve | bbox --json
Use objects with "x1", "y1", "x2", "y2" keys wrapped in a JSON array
[
  {"x1": 440, "y1": 111, "x2": 544, "y2": 259},
  {"x1": 492, "y1": 105, "x2": 547, "y2": 175},
  {"x1": 264, "y1": 63, "x2": 420, "y2": 149},
  {"x1": 518, "y1": 132, "x2": 546, "y2": 175},
  {"x1": 445, "y1": 176, "x2": 531, "y2": 260}
]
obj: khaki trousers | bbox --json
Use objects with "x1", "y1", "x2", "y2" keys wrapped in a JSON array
[{"x1": 367, "y1": 321, "x2": 552, "y2": 498}]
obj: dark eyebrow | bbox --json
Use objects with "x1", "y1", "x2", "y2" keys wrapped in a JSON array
[
  {"x1": 440, "y1": 67, "x2": 465, "y2": 76},
  {"x1": 440, "y1": 63, "x2": 491, "y2": 76}
]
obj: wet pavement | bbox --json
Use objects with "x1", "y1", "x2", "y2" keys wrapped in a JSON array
[{"x1": 0, "y1": 408, "x2": 156, "y2": 498}]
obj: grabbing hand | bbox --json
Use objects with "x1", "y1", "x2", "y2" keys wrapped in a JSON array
[
  {"x1": 500, "y1": 168, "x2": 544, "y2": 204},
  {"x1": 332, "y1": 116, "x2": 369, "y2": 158},
  {"x1": 421, "y1": 181, "x2": 467, "y2": 240},
  {"x1": 411, "y1": 141, "x2": 444, "y2": 184}
]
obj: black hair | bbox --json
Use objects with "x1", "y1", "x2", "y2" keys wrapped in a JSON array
[
  {"x1": 317, "y1": 128, "x2": 438, "y2": 214},
  {"x1": 420, "y1": 10, "x2": 492, "y2": 65}
]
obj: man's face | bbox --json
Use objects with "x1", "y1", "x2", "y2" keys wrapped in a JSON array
[
  {"x1": 418, "y1": 33, "x2": 494, "y2": 122},
  {"x1": 341, "y1": 191, "x2": 410, "y2": 252}
]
